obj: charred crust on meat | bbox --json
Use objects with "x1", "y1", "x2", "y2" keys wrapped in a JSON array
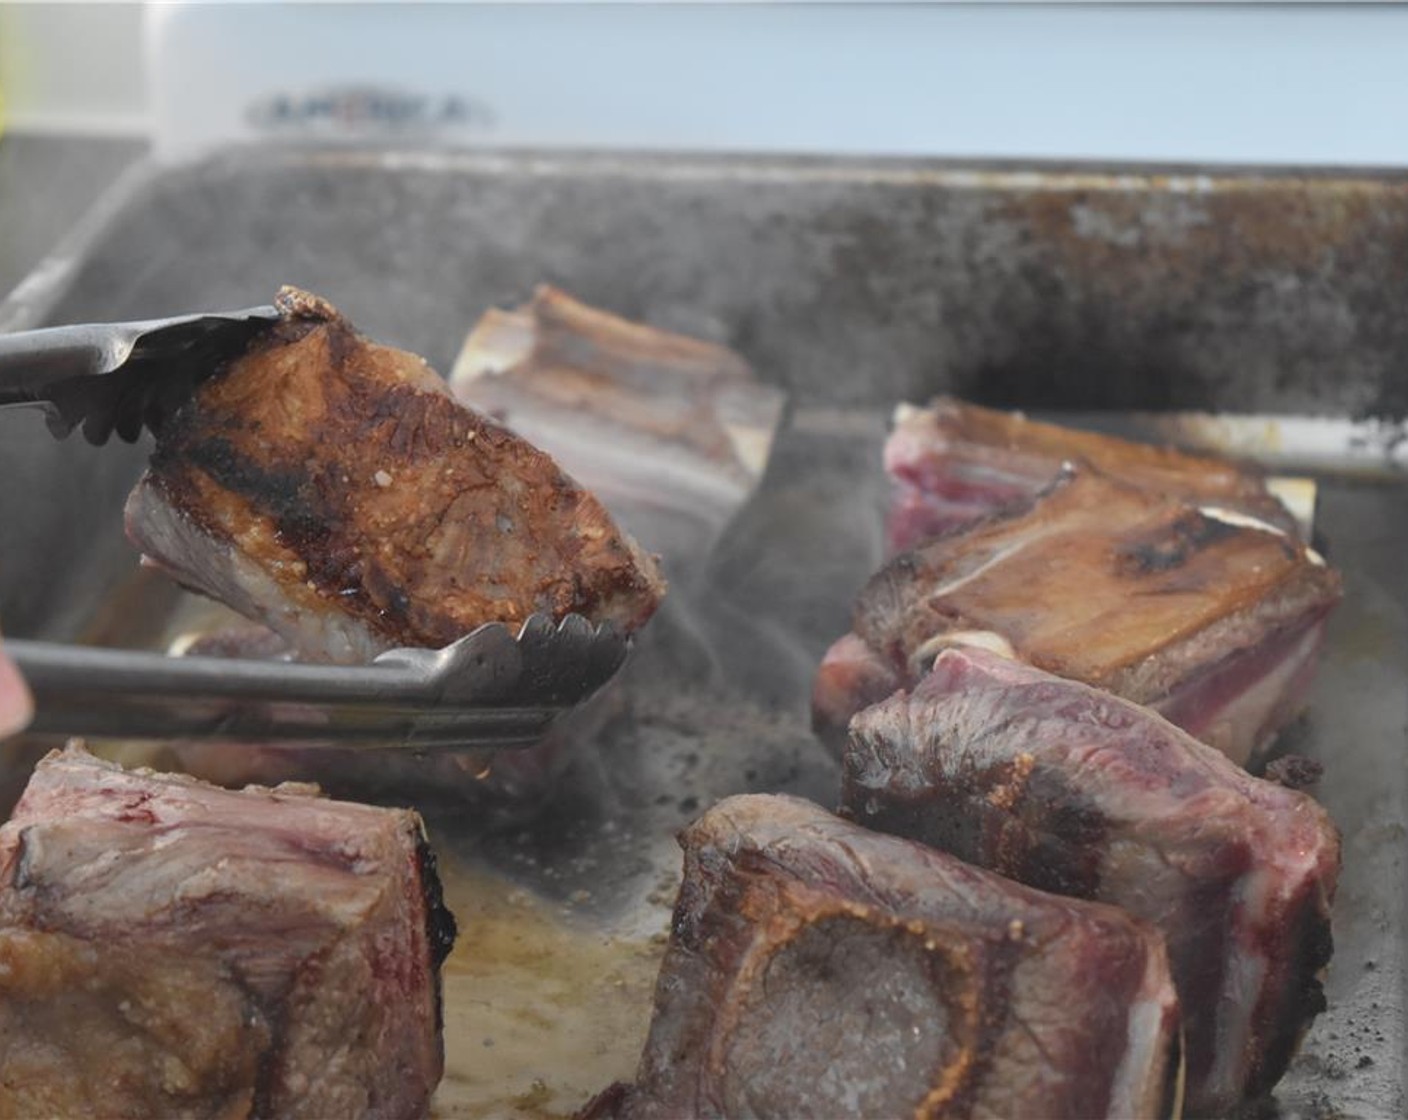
[
  {"x1": 172, "y1": 436, "x2": 311, "y2": 522},
  {"x1": 415, "y1": 834, "x2": 458, "y2": 1039},
  {"x1": 850, "y1": 748, "x2": 1109, "y2": 900},
  {"x1": 161, "y1": 434, "x2": 382, "y2": 619},
  {"x1": 133, "y1": 293, "x2": 665, "y2": 653},
  {"x1": 1117, "y1": 509, "x2": 1241, "y2": 576},
  {"x1": 415, "y1": 838, "x2": 458, "y2": 972}
]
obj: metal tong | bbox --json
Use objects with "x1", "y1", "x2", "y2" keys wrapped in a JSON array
[
  {"x1": 6, "y1": 616, "x2": 628, "y2": 748},
  {"x1": 0, "y1": 303, "x2": 281, "y2": 443},
  {"x1": 0, "y1": 308, "x2": 633, "y2": 746}
]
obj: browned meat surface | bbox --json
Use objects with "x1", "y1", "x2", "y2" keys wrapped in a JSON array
[
  {"x1": 885, "y1": 397, "x2": 1298, "y2": 551},
  {"x1": 125, "y1": 287, "x2": 665, "y2": 664},
  {"x1": 614, "y1": 794, "x2": 1181, "y2": 1120},
  {"x1": 842, "y1": 647, "x2": 1341, "y2": 1114},
  {"x1": 0, "y1": 745, "x2": 456, "y2": 1119},
  {"x1": 817, "y1": 464, "x2": 1340, "y2": 765}
]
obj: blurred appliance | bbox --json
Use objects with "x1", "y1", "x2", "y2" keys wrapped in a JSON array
[{"x1": 148, "y1": 4, "x2": 1408, "y2": 166}]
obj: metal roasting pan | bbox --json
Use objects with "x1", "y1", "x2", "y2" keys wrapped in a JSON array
[{"x1": 0, "y1": 147, "x2": 1403, "y2": 1119}]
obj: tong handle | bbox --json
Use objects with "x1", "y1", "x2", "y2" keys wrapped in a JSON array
[
  {"x1": 0, "y1": 324, "x2": 123, "y2": 405},
  {"x1": 0, "y1": 307, "x2": 280, "y2": 442},
  {"x1": 6, "y1": 614, "x2": 628, "y2": 749},
  {"x1": 9, "y1": 639, "x2": 550, "y2": 749}
]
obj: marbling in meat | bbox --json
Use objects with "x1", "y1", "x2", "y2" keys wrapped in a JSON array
[
  {"x1": 125, "y1": 287, "x2": 665, "y2": 664},
  {"x1": 816, "y1": 464, "x2": 1340, "y2": 765},
  {"x1": 885, "y1": 397, "x2": 1299, "y2": 552},
  {"x1": 612, "y1": 794, "x2": 1182, "y2": 1120},
  {"x1": 0, "y1": 745, "x2": 456, "y2": 1119},
  {"x1": 842, "y1": 647, "x2": 1340, "y2": 1114}
]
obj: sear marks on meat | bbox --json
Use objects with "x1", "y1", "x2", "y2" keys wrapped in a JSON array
[
  {"x1": 885, "y1": 397, "x2": 1299, "y2": 552},
  {"x1": 817, "y1": 464, "x2": 1340, "y2": 766},
  {"x1": 842, "y1": 647, "x2": 1340, "y2": 1114},
  {"x1": 614, "y1": 794, "x2": 1182, "y2": 1120},
  {"x1": 0, "y1": 744, "x2": 456, "y2": 1119},
  {"x1": 125, "y1": 286, "x2": 666, "y2": 664}
]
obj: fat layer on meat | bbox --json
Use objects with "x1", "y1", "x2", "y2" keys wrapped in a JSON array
[
  {"x1": 0, "y1": 745, "x2": 456, "y2": 1119},
  {"x1": 125, "y1": 287, "x2": 666, "y2": 664},
  {"x1": 614, "y1": 793, "x2": 1181, "y2": 1120},
  {"x1": 843, "y1": 647, "x2": 1340, "y2": 1114}
]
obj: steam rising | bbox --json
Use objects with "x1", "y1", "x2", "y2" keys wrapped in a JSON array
[{"x1": 615, "y1": 408, "x2": 891, "y2": 712}]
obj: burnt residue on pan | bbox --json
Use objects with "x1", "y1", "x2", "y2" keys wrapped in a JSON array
[
  {"x1": 965, "y1": 175, "x2": 1408, "y2": 418},
  {"x1": 13, "y1": 154, "x2": 1408, "y2": 426}
]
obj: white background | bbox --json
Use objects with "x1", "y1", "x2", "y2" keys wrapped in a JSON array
[{"x1": 3, "y1": 2, "x2": 1408, "y2": 166}]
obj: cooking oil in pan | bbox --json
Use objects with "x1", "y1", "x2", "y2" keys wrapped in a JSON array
[{"x1": 433, "y1": 864, "x2": 669, "y2": 1119}]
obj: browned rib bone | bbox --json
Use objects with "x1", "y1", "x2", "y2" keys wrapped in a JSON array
[
  {"x1": 0, "y1": 745, "x2": 456, "y2": 1119},
  {"x1": 817, "y1": 465, "x2": 1340, "y2": 765},
  {"x1": 616, "y1": 794, "x2": 1181, "y2": 1120},
  {"x1": 842, "y1": 647, "x2": 1340, "y2": 1114},
  {"x1": 885, "y1": 397, "x2": 1298, "y2": 552},
  {"x1": 125, "y1": 287, "x2": 666, "y2": 664}
]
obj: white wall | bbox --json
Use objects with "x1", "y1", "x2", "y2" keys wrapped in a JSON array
[
  {"x1": 0, "y1": 3, "x2": 146, "y2": 135},
  {"x1": 4, "y1": 3, "x2": 1408, "y2": 167}
]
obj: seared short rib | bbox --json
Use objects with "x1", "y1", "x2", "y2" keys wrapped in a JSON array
[
  {"x1": 0, "y1": 745, "x2": 456, "y2": 1119},
  {"x1": 842, "y1": 647, "x2": 1340, "y2": 1113},
  {"x1": 615, "y1": 794, "x2": 1181, "y2": 1120},
  {"x1": 816, "y1": 465, "x2": 1340, "y2": 765},
  {"x1": 885, "y1": 397, "x2": 1298, "y2": 552},
  {"x1": 126, "y1": 287, "x2": 665, "y2": 664}
]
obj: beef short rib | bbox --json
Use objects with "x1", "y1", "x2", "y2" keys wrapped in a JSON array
[
  {"x1": 842, "y1": 647, "x2": 1340, "y2": 1113},
  {"x1": 614, "y1": 794, "x2": 1181, "y2": 1120},
  {"x1": 450, "y1": 284, "x2": 785, "y2": 570},
  {"x1": 125, "y1": 286, "x2": 665, "y2": 664},
  {"x1": 817, "y1": 464, "x2": 1340, "y2": 765},
  {"x1": 0, "y1": 745, "x2": 456, "y2": 1119},
  {"x1": 885, "y1": 397, "x2": 1298, "y2": 552}
]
